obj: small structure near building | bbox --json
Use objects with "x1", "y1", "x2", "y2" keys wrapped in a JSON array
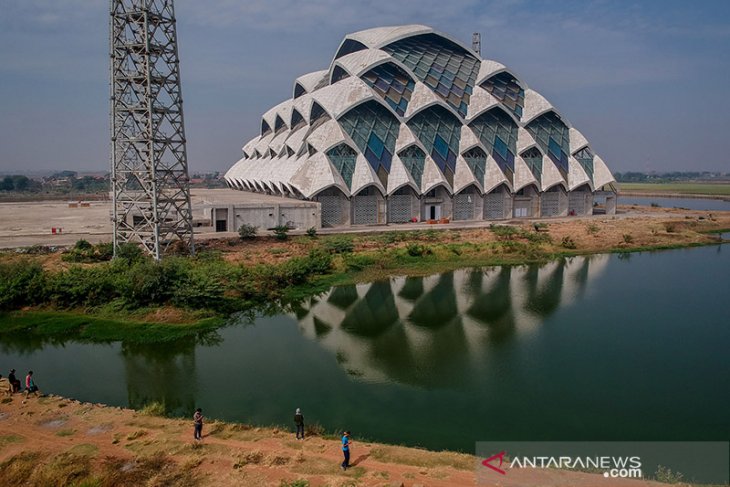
[{"x1": 199, "y1": 190, "x2": 320, "y2": 233}]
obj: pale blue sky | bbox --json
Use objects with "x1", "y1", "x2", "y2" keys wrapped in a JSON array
[{"x1": 0, "y1": 0, "x2": 728, "y2": 173}]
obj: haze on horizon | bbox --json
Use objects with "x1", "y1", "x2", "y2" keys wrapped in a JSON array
[{"x1": 0, "y1": 0, "x2": 728, "y2": 174}]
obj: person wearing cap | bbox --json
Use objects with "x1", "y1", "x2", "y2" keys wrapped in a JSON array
[
  {"x1": 341, "y1": 431, "x2": 352, "y2": 470},
  {"x1": 8, "y1": 369, "x2": 21, "y2": 393},
  {"x1": 294, "y1": 408, "x2": 305, "y2": 440}
]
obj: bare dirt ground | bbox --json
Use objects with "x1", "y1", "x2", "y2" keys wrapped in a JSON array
[{"x1": 0, "y1": 395, "x2": 683, "y2": 486}]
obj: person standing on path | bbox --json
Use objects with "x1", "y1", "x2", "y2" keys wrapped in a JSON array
[
  {"x1": 24, "y1": 371, "x2": 40, "y2": 399},
  {"x1": 193, "y1": 408, "x2": 204, "y2": 441},
  {"x1": 294, "y1": 408, "x2": 305, "y2": 440},
  {"x1": 341, "y1": 431, "x2": 352, "y2": 470}
]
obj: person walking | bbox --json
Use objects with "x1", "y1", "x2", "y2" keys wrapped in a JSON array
[
  {"x1": 8, "y1": 369, "x2": 21, "y2": 393},
  {"x1": 294, "y1": 408, "x2": 305, "y2": 440},
  {"x1": 24, "y1": 371, "x2": 40, "y2": 398},
  {"x1": 193, "y1": 408, "x2": 204, "y2": 441},
  {"x1": 340, "y1": 431, "x2": 352, "y2": 470}
]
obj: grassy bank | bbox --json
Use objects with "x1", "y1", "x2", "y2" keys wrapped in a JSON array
[
  {"x1": 619, "y1": 182, "x2": 730, "y2": 196},
  {"x1": 0, "y1": 310, "x2": 224, "y2": 344},
  {"x1": 0, "y1": 395, "x2": 714, "y2": 487},
  {"x1": 1, "y1": 213, "x2": 728, "y2": 344}
]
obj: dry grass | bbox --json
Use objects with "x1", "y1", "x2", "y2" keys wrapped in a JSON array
[
  {"x1": 100, "y1": 453, "x2": 201, "y2": 486},
  {"x1": 0, "y1": 451, "x2": 93, "y2": 486},
  {"x1": 232, "y1": 450, "x2": 264, "y2": 468},
  {"x1": 369, "y1": 446, "x2": 474, "y2": 471},
  {"x1": 0, "y1": 435, "x2": 24, "y2": 452}
]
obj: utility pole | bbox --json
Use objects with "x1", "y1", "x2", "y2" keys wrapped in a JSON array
[
  {"x1": 110, "y1": 0, "x2": 194, "y2": 260},
  {"x1": 472, "y1": 32, "x2": 481, "y2": 57}
]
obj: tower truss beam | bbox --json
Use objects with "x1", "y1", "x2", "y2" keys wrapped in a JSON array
[{"x1": 110, "y1": 0, "x2": 194, "y2": 259}]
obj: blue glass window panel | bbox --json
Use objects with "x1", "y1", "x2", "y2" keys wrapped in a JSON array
[
  {"x1": 335, "y1": 39, "x2": 367, "y2": 60},
  {"x1": 574, "y1": 147, "x2": 594, "y2": 178},
  {"x1": 368, "y1": 133, "x2": 385, "y2": 160},
  {"x1": 433, "y1": 135, "x2": 449, "y2": 160},
  {"x1": 383, "y1": 33, "x2": 479, "y2": 118},
  {"x1": 469, "y1": 108, "x2": 518, "y2": 179},
  {"x1": 494, "y1": 136, "x2": 509, "y2": 161},
  {"x1": 338, "y1": 100, "x2": 398, "y2": 175},
  {"x1": 327, "y1": 144, "x2": 358, "y2": 188},
  {"x1": 398, "y1": 145, "x2": 425, "y2": 187},
  {"x1": 407, "y1": 105, "x2": 461, "y2": 175},
  {"x1": 526, "y1": 112, "x2": 570, "y2": 176},
  {"x1": 361, "y1": 63, "x2": 415, "y2": 117},
  {"x1": 480, "y1": 72, "x2": 525, "y2": 119}
]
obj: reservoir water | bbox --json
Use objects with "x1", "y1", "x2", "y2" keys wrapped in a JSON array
[
  {"x1": 619, "y1": 195, "x2": 730, "y2": 212},
  {"x1": 1, "y1": 244, "x2": 728, "y2": 452}
]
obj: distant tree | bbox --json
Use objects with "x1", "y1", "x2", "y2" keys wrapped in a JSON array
[{"x1": 0, "y1": 176, "x2": 13, "y2": 191}]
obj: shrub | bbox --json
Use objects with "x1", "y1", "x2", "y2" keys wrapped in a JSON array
[
  {"x1": 172, "y1": 266, "x2": 225, "y2": 310},
  {"x1": 490, "y1": 224, "x2": 519, "y2": 240},
  {"x1": 654, "y1": 465, "x2": 684, "y2": 484},
  {"x1": 118, "y1": 259, "x2": 187, "y2": 307},
  {"x1": 140, "y1": 401, "x2": 167, "y2": 417},
  {"x1": 62, "y1": 240, "x2": 114, "y2": 263},
  {"x1": 586, "y1": 224, "x2": 599, "y2": 235},
  {"x1": 74, "y1": 239, "x2": 93, "y2": 251},
  {"x1": 664, "y1": 222, "x2": 677, "y2": 233},
  {"x1": 0, "y1": 260, "x2": 47, "y2": 310},
  {"x1": 406, "y1": 243, "x2": 431, "y2": 257},
  {"x1": 560, "y1": 236, "x2": 577, "y2": 249},
  {"x1": 238, "y1": 223, "x2": 257, "y2": 239},
  {"x1": 622, "y1": 234, "x2": 634, "y2": 244},
  {"x1": 306, "y1": 227, "x2": 317, "y2": 238},
  {"x1": 115, "y1": 242, "x2": 144, "y2": 262},
  {"x1": 344, "y1": 253, "x2": 376, "y2": 271},
  {"x1": 324, "y1": 236, "x2": 353, "y2": 254},
  {"x1": 49, "y1": 265, "x2": 120, "y2": 308},
  {"x1": 272, "y1": 225, "x2": 289, "y2": 241},
  {"x1": 280, "y1": 480, "x2": 309, "y2": 487}
]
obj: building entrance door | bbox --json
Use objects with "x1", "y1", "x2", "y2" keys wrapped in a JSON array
[{"x1": 428, "y1": 204, "x2": 442, "y2": 220}]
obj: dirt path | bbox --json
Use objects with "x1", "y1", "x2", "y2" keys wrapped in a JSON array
[{"x1": 0, "y1": 395, "x2": 685, "y2": 486}]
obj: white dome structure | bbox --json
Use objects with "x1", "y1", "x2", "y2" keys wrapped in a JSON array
[{"x1": 225, "y1": 25, "x2": 617, "y2": 227}]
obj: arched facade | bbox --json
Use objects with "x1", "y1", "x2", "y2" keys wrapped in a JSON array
[
  {"x1": 540, "y1": 184, "x2": 568, "y2": 217},
  {"x1": 453, "y1": 185, "x2": 482, "y2": 221},
  {"x1": 313, "y1": 187, "x2": 350, "y2": 227},
  {"x1": 484, "y1": 184, "x2": 512, "y2": 220},
  {"x1": 388, "y1": 185, "x2": 420, "y2": 223},
  {"x1": 225, "y1": 25, "x2": 617, "y2": 228}
]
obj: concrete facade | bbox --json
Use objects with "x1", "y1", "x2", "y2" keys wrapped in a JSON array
[{"x1": 224, "y1": 25, "x2": 617, "y2": 227}]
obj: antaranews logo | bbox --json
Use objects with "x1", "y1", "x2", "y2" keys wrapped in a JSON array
[
  {"x1": 481, "y1": 451, "x2": 507, "y2": 475},
  {"x1": 481, "y1": 451, "x2": 642, "y2": 479}
]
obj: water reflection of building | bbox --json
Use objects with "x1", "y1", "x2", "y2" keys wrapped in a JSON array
[{"x1": 293, "y1": 255, "x2": 608, "y2": 386}]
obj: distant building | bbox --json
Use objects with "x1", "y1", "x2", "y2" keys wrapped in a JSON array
[{"x1": 225, "y1": 25, "x2": 617, "y2": 227}]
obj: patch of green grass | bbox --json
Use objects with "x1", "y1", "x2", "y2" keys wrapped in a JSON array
[
  {"x1": 619, "y1": 182, "x2": 730, "y2": 196},
  {"x1": 0, "y1": 311, "x2": 225, "y2": 344},
  {"x1": 0, "y1": 434, "x2": 24, "y2": 451},
  {"x1": 56, "y1": 429, "x2": 76, "y2": 437},
  {"x1": 67, "y1": 443, "x2": 99, "y2": 457}
]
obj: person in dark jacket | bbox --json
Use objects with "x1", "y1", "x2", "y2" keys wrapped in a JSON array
[
  {"x1": 294, "y1": 408, "x2": 304, "y2": 440},
  {"x1": 8, "y1": 369, "x2": 21, "y2": 393}
]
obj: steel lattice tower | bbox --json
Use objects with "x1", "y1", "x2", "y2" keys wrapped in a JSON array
[{"x1": 110, "y1": 0, "x2": 194, "y2": 259}]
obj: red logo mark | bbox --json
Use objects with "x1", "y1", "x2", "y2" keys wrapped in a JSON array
[{"x1": 482, "y1": 451, "x2": 507, "y2": 475}]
